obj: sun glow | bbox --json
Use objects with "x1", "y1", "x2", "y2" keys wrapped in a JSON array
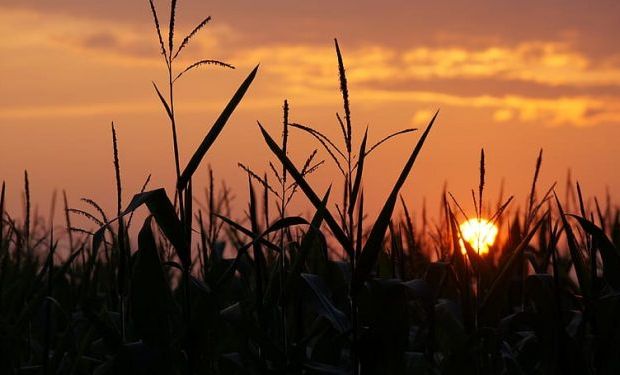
[{"x1": 459, "y1": 218, "x2": 498, "y2": 255}]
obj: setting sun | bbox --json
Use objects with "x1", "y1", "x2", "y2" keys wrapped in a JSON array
[{"x1": 459, "y1": 218, "x2": 498, "y2": 255}]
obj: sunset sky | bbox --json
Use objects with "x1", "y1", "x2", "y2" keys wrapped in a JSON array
[{"x1": 1, "y1": 0, "x2": 619, "y2": 225}]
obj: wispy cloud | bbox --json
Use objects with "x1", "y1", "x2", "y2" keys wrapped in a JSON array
[
  {"x1": 232, "y1": 43, "x2": 620, "y2": 126},
  {"x1": 1, "y1": 7, "x2": 619, "y2": 127},
  {"x1": 0, "y1": 8, "x2": 233, "y2": 67},
  {"x1": 235, "y1": 42, "x2": 620, "y2": 87}
]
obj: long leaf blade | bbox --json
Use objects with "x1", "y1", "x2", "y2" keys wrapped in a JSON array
[
  {"x1": 178, "y1": 65, "x2": 259, "y2": 190},
  {"x1": 92, "y1": 188, "x2": 190, "y2": 269},
  {"x1": 258, "y1": 123, "x2": 353, "y2": 258},
  {"x1": 353, "y1": 110, "x2": 439, "y2": 290},
  {"x1": 131, "y1": 216, "x2": 176, "y2": 346},
  {"x1": 569, "y1": 214, "x2": 620, "y2": 290},
  {"x1": 554, "y1": 192, "x2": 590, "y2": 296}
]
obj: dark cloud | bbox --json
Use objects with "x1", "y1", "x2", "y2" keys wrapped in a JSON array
[
  {"x1": 81, "y1": 32, "x2": 118, "y2": 49},
  {"x1": 3, "y1": 0, "x2": 619, "y2": 56}
]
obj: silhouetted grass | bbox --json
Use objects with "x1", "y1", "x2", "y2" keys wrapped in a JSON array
[{"x1": 1, "y1": 1, "x2": 620, "y2": 374}]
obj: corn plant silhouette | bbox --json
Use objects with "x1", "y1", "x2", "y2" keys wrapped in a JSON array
[
  {"x1": 4, "y1": 1, "x2": 620, "y2": 374},
  {"x1": 90, "y1": 1, "x2": 258, "y2": 372}
]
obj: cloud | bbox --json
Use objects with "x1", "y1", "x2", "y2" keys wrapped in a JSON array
[
  {"x1": 357, "y1": 89, "x2": 620, "y2": 127},
  {"x1": 235, "y1": 42, "x2": 620, "y2": 88},
  {"x1": 400, "y1": 43, "x2": 596, "y2": 85},
  {"x1": 231, "y1": 43, "x2": 620, "y2": 126},
  {"x1": 0, "y1": 8, "x2": 234, "y2": 67},
  {"x1": 1, "y1": 7, "x2": 619, "y2": 128},
  {"x1": 3, "y1": 6, "x2": 618, "y2": 89}
]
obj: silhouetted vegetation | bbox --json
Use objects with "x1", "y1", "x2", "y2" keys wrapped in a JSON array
[{"x1": 2, "y1": 1, "x2": 620, "y2": 374}]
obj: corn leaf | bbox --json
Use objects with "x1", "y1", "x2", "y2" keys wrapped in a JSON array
[
  {"x1": 178, "y1": 65, "x2": 259, "y2": 190},
  {"x1": 353, "y1": 110, "x2": 438, "y2": 291}
]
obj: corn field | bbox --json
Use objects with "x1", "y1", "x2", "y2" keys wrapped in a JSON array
[{"x1": 1, "y1": 1, "x2": 620, "y2": 374}]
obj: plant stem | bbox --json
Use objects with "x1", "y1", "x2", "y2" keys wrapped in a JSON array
[
  {"x1": 167, "y1": 41, "x2": 191, "y2": 375},
  {"x1": 280, "y1": 101, "x2": 289, "y2": 361}
]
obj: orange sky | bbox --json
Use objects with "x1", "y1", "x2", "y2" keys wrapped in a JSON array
[{"x1": 1, "y1": 0, "x2": 619, "y2": 227}]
